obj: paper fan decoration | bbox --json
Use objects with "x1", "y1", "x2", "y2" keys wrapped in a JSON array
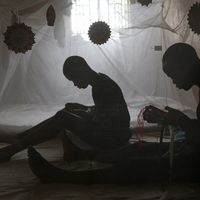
[
  {"x1": 4, "y1": 22, "x2": 35, "y2": 54},
  {"x1": 88, "y1": 21, "x2": 111, "y2": 45},
  {"x1": 138, "y1": 0, "x2": 152, "y2": 6},
  {"x1": 188, "y1": 2, "x2": 200, "y2": 35},
  {"x1": 46, "y1": 5, "x2": 56, "y2": 26}
]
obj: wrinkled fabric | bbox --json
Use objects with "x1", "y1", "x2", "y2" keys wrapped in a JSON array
[{"x1": 0, "y1": 0, "x2": 198, "y2": 131}]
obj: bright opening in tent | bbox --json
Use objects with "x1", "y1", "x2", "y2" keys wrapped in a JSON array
[{"x1": 71, "y1": 0, "x2": 130, "y2": 40}]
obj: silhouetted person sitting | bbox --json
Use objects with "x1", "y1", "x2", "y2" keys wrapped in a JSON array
[
  {"x1": 0, "y1": 56, "x2": 131, "y2": 162},
  {"x1": 27, "y1": 43, "x2": 200, "y2": 185},
  {"x1": 143, "y1": 43, "x2": 200, "y2": 142}
]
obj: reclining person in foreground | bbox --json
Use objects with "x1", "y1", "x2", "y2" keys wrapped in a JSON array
[{"x1": 28, "y1": 43, "x2": 200, "y2": 184}]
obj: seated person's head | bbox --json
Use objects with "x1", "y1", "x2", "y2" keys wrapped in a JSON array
[
  {"x1": 63, "y1": 56, "x2": 92, "y2": 89},
  {"x1": 162, "y1": 43, "x2": 200, "y2": 90}
]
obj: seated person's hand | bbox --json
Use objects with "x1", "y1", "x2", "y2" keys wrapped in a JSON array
[
  {"x1": 165, "y1": 106, "x2": 190, "y2": 126},
  {"x1": 143, "y1": 105, "x2": 167, "y2": 123}
]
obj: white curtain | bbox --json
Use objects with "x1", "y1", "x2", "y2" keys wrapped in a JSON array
[{"x1": 0, "y1": 0, "x2": 199, "y2": 131}]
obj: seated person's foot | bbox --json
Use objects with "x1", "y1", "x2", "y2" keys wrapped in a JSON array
[{"x1": 28, "y1": 146, "x2": 92, "y2": 184}]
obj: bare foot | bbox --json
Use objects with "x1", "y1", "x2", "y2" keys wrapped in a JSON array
[
  {"x1": 28, "y1": 146, "x2": 94, "y2": 184},
  {"x1": 28, "y1": 146, "x2": 66, "y2": 183},
  {"x1": 28, "y1": 146, "x2": 114, "y2": 185}
]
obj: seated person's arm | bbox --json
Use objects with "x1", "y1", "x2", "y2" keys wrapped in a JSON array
[
  {"x1": 143, "y1": 105, "x2": 167, "y2": 123},
  {"x1": 63, "y1": 103, "x2": 96, "y2": 121},
  {"x1": 143, "y1": 105, "x2": 192, "y2": 128},
  {"x1": 165, "y1": 106, "x2": 200, "y2": 141},
  {"x1": 143, "y1": 105, "x2": 200, "y2": 142},
  {"x1": 65, "y1": 102, "x2": 95, "y2": 112}
]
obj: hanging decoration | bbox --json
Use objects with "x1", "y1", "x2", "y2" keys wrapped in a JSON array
[
  {"x1": 138, "y1": 0, "x2": 152, "y2": 6},
  {"x1": 135, "y1": 108, "x2": 147, "y2": 147},
  {"x1": 88, "y1": 21, "x2": 111, "y2": 45},
  {"x1": 188, "y1": 2, "x2": 200, "y2": 35},
  {"x1": 46, "y1": 5, "x2": 56, "y2": 26},
  {"x1": 4, "y1": 22, "x2": 35, "y2": 54}
]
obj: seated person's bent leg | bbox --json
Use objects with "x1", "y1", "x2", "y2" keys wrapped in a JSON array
[{"x1": 0, "y1": 110, "x2": 87, "y2": 162}]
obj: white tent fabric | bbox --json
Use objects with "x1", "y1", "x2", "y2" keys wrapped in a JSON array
[{"x1": 0, "y1": 0, "x2": 199, "y2": 133}]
